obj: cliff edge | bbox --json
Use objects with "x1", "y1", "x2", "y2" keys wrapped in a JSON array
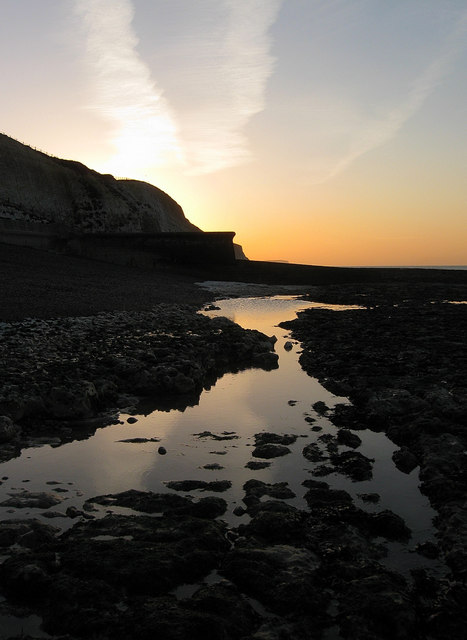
[{"x1": 0, "y1": 134, "x2": 199, "y2": 234}]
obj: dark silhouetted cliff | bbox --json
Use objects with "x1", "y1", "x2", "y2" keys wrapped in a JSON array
[{"x1": 0, "y1": 134, "x2": 199, "y2": 233}]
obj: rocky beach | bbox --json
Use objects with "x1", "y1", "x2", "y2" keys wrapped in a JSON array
[{"x1": 0, "y1": 247, "x2": 467, "y2": 639}]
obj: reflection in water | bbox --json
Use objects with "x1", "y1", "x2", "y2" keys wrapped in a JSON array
[{"x1": 0, "y1": 297, "x2": 435, "y2": 566}]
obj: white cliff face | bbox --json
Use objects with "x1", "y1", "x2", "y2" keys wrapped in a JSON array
[{"x1": 0, "y1": 134, "x2": 199, "y2": 233}]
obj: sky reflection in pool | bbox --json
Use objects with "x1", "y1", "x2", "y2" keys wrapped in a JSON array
[{"x1": 0, "y1": 296, "x2": 435, "y2": 566}]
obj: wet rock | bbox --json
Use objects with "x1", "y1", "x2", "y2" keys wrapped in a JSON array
[
  {"x1": 194, "y1": 431, "x2": 239, "y2": 441},
  {"x1": 336, "y1": 570, "x2": 416, "y2": 640},
  {"x1": 310, "y1": 464, "x2": 334, "y2": 477},
  {"x1": 0, "y1": 491, "x2": 62, "y2": 509},
  {"x1": 166, "y1": 480, "x2": 232, "y2": 493},
  {"x1": 243, "y1": 479, "x2": 296, "y2": 501},
  {"x1": 158, "y1": 446, "x2": 167, "y2": 455},
  {"x1": 254, "y1": 432, "x2": 297, "y2": 446},
  {"x1": 190, "y1": 496, "x2": 227, "y2": 519},
  {"x1": 203, "y1": 463, "x2": 224, "y2": 470},
  {"x1": 366, "y1": 510, "x2": 411, "y2": 541},
  {"x1": 252, "y1": 443, "x2": 291, "y2": 459},
  {"x1": 251, "y1": 351, "x2": 279, "y2": 369},
  {"x1": 330, "y1": 450, "x2": 374, "y2": 481},
  {"x1": 221, "y1": 544, "x2": 326, "y2": 617},
  {"x1": 44, "y1": 381, "x2": 98, "y2": 419},
  {"x1": 126, "y1": 416, "x2": 138, "y2": 424},
  {"x1": 392, "y1": 447, "x2": 418, "y2": 473},
  {"x1": 0, "y1": 556, "x2": 51, "y2": 598},
  {"x1": 117, "y1": 437, "x2": 160, "y2": 443},
  {"x1": 284, "y1": 341, "x2": 293, "y2": 351},
  {"x1": 245, "y1": 460, "x2": 271, "y2": 470},
  {"x1": 87, "y1": 490, "x2": 227, "y2": 518},
  {"x1": 303, "y1": 485, "x2": 353, "y2": 509},
  {"x1": 0, "y1": 519, "x2": 57, "y2": 548},
  {"x1": 312, "y1": 401, "x2": 329, "y2": 415},
  {"x1": 0, "y1": 415, "x2": 21, "y2": 443},
  {"x1": 183, "y1": 580, "x2": 259, "y2": 638},
  {"x1": 358, "y1": 492, "x2": 381, "y2": 503},
  {"x1": 415, "y1": 540, "x2": 439, "y2": 559},
  {"x1": 302, "y1": 442, "x2": 327, "y2": 462},
  {"x1": 59, "y1": 513, "x2": 230, "y2": 596},
  {"x1": 239, "y1": 502, "x2": 306, "y2": 544},
  {"x1": 337, "y1": 428, "x2": 362, "y2": 449},
  {"x1": 66, "y1": 506, "x2": 90, "y2": 519}
]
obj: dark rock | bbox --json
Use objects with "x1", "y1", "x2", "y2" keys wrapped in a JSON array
[
  {"x1": 366, "y1": 510, "x2": 411, "y2": 541},
  {"x1": 337, "y1": 570, "x2": 416, "y2": 640},
  {"x1": 254, "y1": 432, "x2": 297, "y2": 446},
  {"x1": 337, "y1": 428, "x2": 362, "y2": 449},
  {"x1": 66, "y1": 506, "x2": 87, "y2": 519},
  {"x1": 166, "y1": 480, "x2": 231, "y2": 493},
  {"x1": 117, "y1": 437, "x2": 160, "y2": 443},
  {"x1": 312, "y1": 401, "x2": 329, "y2": 415},
  {"x1": 158, "y1": 446, "x2": 167, "y2": 455},
  {"x1": 194, "y1": 431, "x2": 239, "y2": 441},
  {"x1": 358, "y1": 492, "x2": 381, "y2": 503},
  {"x1": 330, "y1": 450, "x2": 374, "y2": 481},
  {"x1": 239, "y1": 502, "x2": 306, "y2": 544},
  {"x1": 87, "y1": 490, "x2": 227, "y2": 519},
  {"x1": 244, "y1": 460, "x2": 271, "y2": 470},
  {"x1": 221, "y1": 544, "x2": 326, "y2": 617},
  {"x1": 126, "y1": 416, "x2": 138, "y2": 424},
  {"x1": 183, "y1": 580, "x2": 259, "y2": 638},
  {"x1": 243, "y1": 479, "x2": 296, "y2": 501},
  {"x1": 392, "y1": 447, "x2": 418, "y2": 473},
  {"x1": 0, "y1": 491, "x2": 62, "y2": 509},
  {"x1": 58, "y1": 513, "x2": 230, "y2": 596},
  {"x1": 190, "y1": 496, "x2": 227, "y2": 519},
  {"x1": 0, "y1": 519, "x2": 57, "y2": 548},
  {"x1": 0, "y1": 415, "x2": 21, "y2": 442},
  {"x1": 302, "y1": 442, "x2": 327, "y2": 462},
  {"x1": 304, "y1": 486, "x2": 353, "y2": 509},
  {"x1": 252, "y1": 443, "x2": 291, "y2": 459},
  {"x1": 415, "y1": 541, "x2": 439, "y2": 559},
  {"x1": 0, "y1": 556, "x2": 51, "y2": 598}
]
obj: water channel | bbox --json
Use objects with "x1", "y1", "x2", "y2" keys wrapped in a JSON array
[{"x1": 0, "y1": 295, "x2": 436, "y2": 566}]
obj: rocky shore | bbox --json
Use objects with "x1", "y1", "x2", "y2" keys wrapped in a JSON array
[
  {"x1": 0, "y1": 304, "x2": 278, "y2": 461},
  {"x1": 280, "y1": 282, "x2": 467, "y2": 638},
  {"x1": 0, "y1": 276, "x2": 466, "y2": 639}
]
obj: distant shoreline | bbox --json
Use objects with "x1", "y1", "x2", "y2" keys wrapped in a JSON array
[{"x1": 1, "y1": 243, "x2": 467, "y2": 321}]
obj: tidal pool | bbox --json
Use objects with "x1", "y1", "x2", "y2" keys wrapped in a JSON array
[{"x1": 0, "y1": 296, "x2": 435, "y2": 571}]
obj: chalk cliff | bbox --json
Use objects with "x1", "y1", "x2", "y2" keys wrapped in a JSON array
[{"x1": 0, "y1": 134, "x2": 199, "y2": 233}]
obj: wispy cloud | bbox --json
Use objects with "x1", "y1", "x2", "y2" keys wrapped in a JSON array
[
  {"x1": 176, "y1": 0, "x2": 283, "y2": 173},
  {"x1": 309, "y1": 9, "x2": 467, "y2": 184},
  {"x1": 74, "y1": 0, "x2": 181, "y2": 175},
  {"x1": 74, "y1": 0, "x2": 282, "y2": 176}
]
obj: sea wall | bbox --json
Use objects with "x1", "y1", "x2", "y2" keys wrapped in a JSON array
[{"x1": 0, "y1": 219, "x2": 236, "y2": 266}]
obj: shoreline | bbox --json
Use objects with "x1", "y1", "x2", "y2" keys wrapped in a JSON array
[
  {"x1": 2, "y1": 243, "x2": 467, "y2": 322},
  {"x1": 1, "y1": 246, "x2": 467, "y2": 638}
]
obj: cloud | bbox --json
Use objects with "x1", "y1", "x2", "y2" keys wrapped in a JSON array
[
  {"x1": 73, "y1": 0, "x2": 182, "y2": 174},
  {"x1": 309, "y1": 8, "x2": 467, "y2": 184},
  {"x1": 176, "y1": 0, "x2": 283, "y2": 174},
  {"x1": 74, "y1": 0, "x2": 283, "y2": 176}
]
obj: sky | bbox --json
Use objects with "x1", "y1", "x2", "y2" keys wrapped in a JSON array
[{"x1": 1, "y1": 0, "x2": 466, "y2": 266}]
